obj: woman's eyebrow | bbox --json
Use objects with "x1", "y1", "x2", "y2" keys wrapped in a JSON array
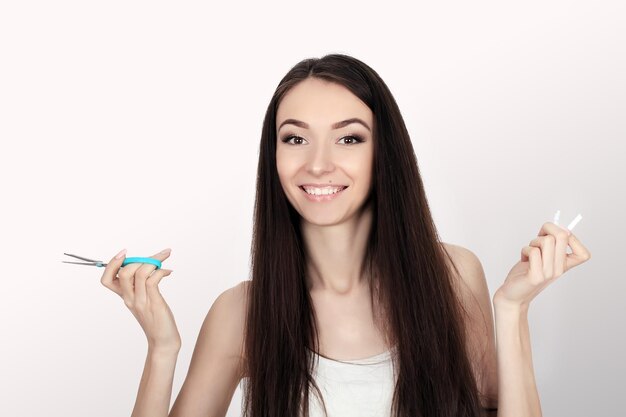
[{"x1": 278, "y1": 118, "x2": 371, "y2": 132}]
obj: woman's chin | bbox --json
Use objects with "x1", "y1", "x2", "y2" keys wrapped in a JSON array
[{"x1": 299, "y1": 214, "x2": 347, "y2": 227}]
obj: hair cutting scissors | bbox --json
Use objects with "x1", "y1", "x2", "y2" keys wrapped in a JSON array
[{"x1": 62, "y1": 253, "x2": 162, "y2": 269}]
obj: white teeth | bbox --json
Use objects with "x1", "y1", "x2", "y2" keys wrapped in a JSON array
[{"x1": 302, "y1": 186, "x2": 345, "y2": 196}]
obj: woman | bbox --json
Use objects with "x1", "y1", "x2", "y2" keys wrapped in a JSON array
[{"x1": 101, "y1": 54, "x2": 591, "y2": 417}]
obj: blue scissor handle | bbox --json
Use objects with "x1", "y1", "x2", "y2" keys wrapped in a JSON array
[{"x1": 121, "y1": 257, "x2": 162, "y2": 269}]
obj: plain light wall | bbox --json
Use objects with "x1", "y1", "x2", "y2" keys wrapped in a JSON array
[{"x1": 1, "y1": 1, "x2": 624, "y2": 416}]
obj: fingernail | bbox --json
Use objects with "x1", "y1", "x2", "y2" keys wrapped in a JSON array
[
  {"x1": 160, "y1": 248, "x2": 172, "y2": 254},
  {"x1": 115, "y1": 249, "x2": 127, "y2": 259}
]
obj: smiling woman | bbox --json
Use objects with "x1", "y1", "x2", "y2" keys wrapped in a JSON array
[{"x1": 234, "y1": 54, "x2": 494, "y2": 417}]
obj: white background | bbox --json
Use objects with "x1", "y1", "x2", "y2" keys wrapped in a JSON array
[{"x1": 1, "y1": 1, "x2": 624, "y2": 416}]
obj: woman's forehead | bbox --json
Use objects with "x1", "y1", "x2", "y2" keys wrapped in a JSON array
[{"x1": 276, "y1": 80, "x2": 372, "y2": 131}]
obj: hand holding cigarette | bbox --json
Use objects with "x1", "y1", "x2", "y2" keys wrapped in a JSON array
[{"x1": 493, "y1": 210, "x2": 592, "y2": 309}]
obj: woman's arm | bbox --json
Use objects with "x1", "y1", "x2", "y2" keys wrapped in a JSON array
[
  {"x1": 493, "y1": 300, "x2": 542, "y2": 417},
  {"x1": 449, "y1": 246, "x2": 544, "y2": 417},
  {"x1": 130, "y1": 282, "x2": 246, "y2": 417},
  {"x1": 168, "y1": 282, "x2": 247, "y2": 417},
  {"x1": 446, "y1": 223, "x2": 590, "y2": 417},
  {"x1": 491, "y1": 222, "x2": 591, "y2": 416},
  {"x1": 131, "y1": 347, "x2": 181, "y2": 417}
]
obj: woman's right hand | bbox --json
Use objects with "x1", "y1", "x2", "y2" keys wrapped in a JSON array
[{"x1": 100, "y1": 248, "x2": 181, "y2": 353}]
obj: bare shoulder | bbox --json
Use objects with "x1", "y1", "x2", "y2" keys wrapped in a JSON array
[
  {"x1": 440, "y1": 242, "x2": 499, "y2": 410},
  {"x1": 168, "y1": 280, "x2": 250, "y2": 417},
  {"x1": 441, "y1": 242, "x2": 487, "y2": 302},
  {"x1": 439, "y1": 241, "x2": 492, "y2": 326},
  {"x1": 221, "y1": 280, "x2": 250, "y2": 366}
]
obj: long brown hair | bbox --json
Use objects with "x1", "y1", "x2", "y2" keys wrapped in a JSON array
[{"x1": 241, "y1": 53, "x2": 484, "y2": 417}]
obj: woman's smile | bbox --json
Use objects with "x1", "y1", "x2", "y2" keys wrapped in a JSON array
[{"x1": 299, "y1": 185, "x2": 349, "y2": 202}]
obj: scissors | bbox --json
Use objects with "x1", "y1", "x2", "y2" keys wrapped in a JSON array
[{"x1": 62, "y1": 253, "x2": 162, "y2": 269}]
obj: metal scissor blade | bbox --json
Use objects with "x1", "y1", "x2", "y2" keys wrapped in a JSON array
[
  {"x1": 61, "y1": 261, "x2": 98, "y2": 266},
  {"x1": 63, "y1": 253, "x2": 102, "y2": 263},
  {"x1": 62, "y1": 261, "x2": 104, "y2": 266}
]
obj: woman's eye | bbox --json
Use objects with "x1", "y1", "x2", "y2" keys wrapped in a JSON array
[
  {"x1": 337, "y1": 135, "x2": 364, "y2": 145},
  {"x1": 281, "y1": 135, "x2": 307, "y2": 145}
]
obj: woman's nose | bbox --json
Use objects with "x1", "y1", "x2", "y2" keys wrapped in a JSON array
[{"x1": 306, "y1": 143, "x2": 335, "y2": 175}]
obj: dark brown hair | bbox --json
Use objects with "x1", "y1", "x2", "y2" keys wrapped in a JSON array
[{"x1": 241, "y1": 53, "x2": 484, "y2": 417}]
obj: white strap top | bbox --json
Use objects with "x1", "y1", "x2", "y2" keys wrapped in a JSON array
[
  {"x1": 238, "y1": 346, "x2": 398, "y2": 417},
  {"x1": 307, "y1": 346, "x2": 398, "y2": 417}
]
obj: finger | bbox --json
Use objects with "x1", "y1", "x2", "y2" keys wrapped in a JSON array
[
  {"x1": 565, "y1": 233, "x2": 592, "y2": 269},
  {"x1": 538, "y1": 221, "x2": 570, "y2": 241},
  {"x1": 529, "y1": 235, "x2": 555, "y2": 279},
  {"x1": 539, "y1": 222, "x2": 571, "y2": 274},
  {"x1": 553, "y1": 229, "x2": 568, "y2": 277},
  {"x1": 117, "y1": 262, "x2": 144, "y2": 306},
  {"x1": 522, "y1": 246, "x2": 544, "y2": 285},
  {"x1": 134, "y1": 248, "x2": 172, "y2": 305},
  {"x1": 145, "y1": 269, "x2": 173, "y2": 304},
  {"x1": 100, "y1": 249, "x2": 128, "y2": 297}
]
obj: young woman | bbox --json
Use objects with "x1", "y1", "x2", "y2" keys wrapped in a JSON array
[{"x1": 100, "y1": 54, "x2": 591, "y2": 417}]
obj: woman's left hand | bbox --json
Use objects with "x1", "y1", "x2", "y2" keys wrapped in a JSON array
[{"x1": 493, "y1": 222, "x2": 592, "y2": 309}]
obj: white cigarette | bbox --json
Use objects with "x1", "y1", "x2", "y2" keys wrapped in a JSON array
[
  {"x1": 553, "y1": 209, "x2": 561, "y2": 225},
  {"x1": 567, "y1": 214, "x2": 583, "y2": 231}
]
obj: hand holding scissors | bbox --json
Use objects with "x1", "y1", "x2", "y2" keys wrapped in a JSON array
[{"x1": 64, "y1": 248, "x2": 181, "y2": 352}]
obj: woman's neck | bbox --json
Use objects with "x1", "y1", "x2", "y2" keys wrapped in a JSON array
[{"x1": 302, "y1": 203, "x2": 373, "y2": 296}]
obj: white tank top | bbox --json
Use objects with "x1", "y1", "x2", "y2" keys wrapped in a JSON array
[
  {"x1": 238, "y1": 346, "x2": 398, "y2": 417},
  {"x1": 307, "y1": 345, "x2": 398, "y2": 417}
]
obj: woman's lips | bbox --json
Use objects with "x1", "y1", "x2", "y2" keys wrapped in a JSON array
[{"x1": 299, "y1": 186, "x2": 348, "y2": 202}]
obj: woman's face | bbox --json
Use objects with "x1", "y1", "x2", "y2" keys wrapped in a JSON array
[{"x1": 275, "y1": 77, "x2": 374, "y2": 226}]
